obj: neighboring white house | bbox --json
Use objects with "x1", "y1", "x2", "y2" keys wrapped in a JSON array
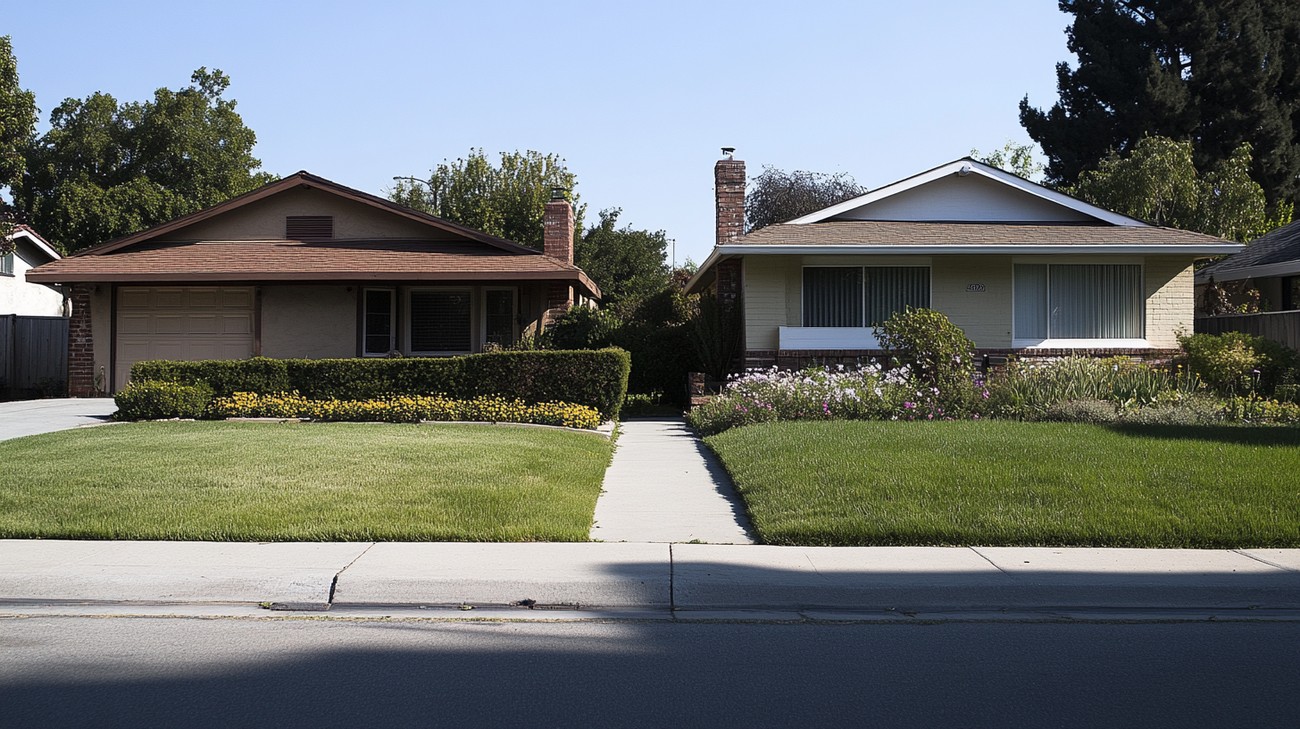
[
  {"x1": 687, "y1": 154, "x2": 1243, "y2": 370},
  {"x1": 3, "y1": 225, "x2": 64, "y2": 316}
]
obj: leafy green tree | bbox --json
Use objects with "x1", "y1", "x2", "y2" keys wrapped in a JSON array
[
  {"x1": 1068, "y1": 135, "x2": 1290, "y2": 241},
  {"x1": 574, "y1": 208, "x2": 671, "y2": 317},
  {"x1": 1020, "y1": 1, "x2": 1300, "y2": 211},
  {"x1": 0, "y1": 36, "x2": 37, "y2": 243},
  {"x1": 745, "y1": 166, "x2": 864, "y2": 232},
  {"x1": 18, "y1": 68, "x2": 273, "y2": 253},
  {"x1": 391, "y1": 149, "x2": 584, "y2": 249},
  {"x1": 971, "y1": 141, "x2": 1045, "y2": 181}
]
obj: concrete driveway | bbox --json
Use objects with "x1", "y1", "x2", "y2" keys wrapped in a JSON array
[{"x1": 0, "y1": 398, "x2": 118, "y2": 441}]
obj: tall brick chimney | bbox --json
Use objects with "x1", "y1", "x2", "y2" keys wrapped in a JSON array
[
  {"x1": 542, "y1": 186, "x2": 575, "y2": 325},
  {"x1": 543, "y1": 187, "x2": 574, "y2": 264},
  {"x1": 715, "y1": 147, "x2": 745, "y2": 246}
]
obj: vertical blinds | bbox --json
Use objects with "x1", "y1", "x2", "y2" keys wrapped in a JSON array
[
  {"x1": 803, "y1": 267, "x2": 929, "y2": 327},
  {"x1": 1015, "y1": 264, "x2": 1143, "y2": 340}
]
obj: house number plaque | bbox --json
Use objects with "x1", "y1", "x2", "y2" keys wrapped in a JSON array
[{"x1": 966, "y1": 283, "x2": 986, "y2": 293}]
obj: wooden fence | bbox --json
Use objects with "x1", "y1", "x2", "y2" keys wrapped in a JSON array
[
  {"x1": 0, "y1": 315, "x2": 69, "y2": 397},
  {"x1": 1195, "y1": 310, "x2": 1300, "y2": 351}
]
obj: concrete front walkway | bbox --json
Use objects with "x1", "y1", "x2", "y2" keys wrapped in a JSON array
[
  {"x1": 0, "y1": 398, "x2": 118, "y2": 441},
  {"x1": 591, "y1": 418, "x2": 754, "y2": 544}
]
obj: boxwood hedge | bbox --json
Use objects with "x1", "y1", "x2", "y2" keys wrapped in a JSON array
[{"x1": 129, "y1": 348, "x2": 631, "y2": 420}]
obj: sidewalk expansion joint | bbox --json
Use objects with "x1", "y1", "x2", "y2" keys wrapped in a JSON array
[
  {"x1": 1234, "y1": 548, "x2": 1299, "y2": 572},
  {"x1": 968, "y1": 547, "x2": 1011, "y2": 576}
]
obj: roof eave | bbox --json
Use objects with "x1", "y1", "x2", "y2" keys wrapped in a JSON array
[{"x1": 714, "y1": 243, "x2": 1244, "y2": 256}]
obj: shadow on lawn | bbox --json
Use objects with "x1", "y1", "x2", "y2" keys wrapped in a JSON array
[{"x1": 1103, "y1": 423, "x2": 1300, "y2": 446}]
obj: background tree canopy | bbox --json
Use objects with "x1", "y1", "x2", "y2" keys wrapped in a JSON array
[
  {"x1": 574, "y1": 208, "x2": 671, "y2": 317},
  {"x1": 391, "y1": 149, "x2": 583, "y2": 250},
  {"x1": 1067, "y1": 135, "x2": 1289, "y2": 241},
  {"x1": 1020, "y1": 0, "x2": 1300, "y2": 215},
  {"x1": 17, "y1": 68, "x2": 273, "y2": 254},
  {"x1": 0, "y1": 35, "x2": 37, "y2": 243},
  {"x1": 745, "y1": 167, "x2": 864, "y2": 232}
]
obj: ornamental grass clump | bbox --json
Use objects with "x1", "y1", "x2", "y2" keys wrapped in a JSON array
[{"x1": 985, "y1": 356, "x2": 1196, "y2": 420}]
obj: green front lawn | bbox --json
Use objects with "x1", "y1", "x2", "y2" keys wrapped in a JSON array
[
  {"x1": 706, "y1": 420, "x2": 1300, "y2": 548},
  {"x1": 0, "y1": 422, "x2": 613, "y2": 541}
]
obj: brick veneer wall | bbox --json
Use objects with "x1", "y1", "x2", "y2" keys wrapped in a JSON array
[{"x1": 67, "y1": 283, "x2": 96, "y2": 397}]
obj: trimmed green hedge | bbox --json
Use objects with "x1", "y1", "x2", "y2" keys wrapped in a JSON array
[
  {"x1": 114, "y1": 381, "x2": 214, "y2": 421},
  {"x1": 130, "y1": 349, "x2": 631, "y2": 420}
]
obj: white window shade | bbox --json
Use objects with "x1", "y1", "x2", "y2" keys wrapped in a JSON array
[{"x1": 1014, "y1": 264, "x2": 1144, "y2": 345}]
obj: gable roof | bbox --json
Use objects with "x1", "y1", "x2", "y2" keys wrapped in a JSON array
[
  {"x1": 27, "y1": 171, "x2": 600, "y2": 297},
  {"x1": 71, "y1": 171, "x2": 538, "y2": 258},
  {"x1": 5, "y1": 225, "x2": 61, "y2": 263},
  {"x1": 686, "y1": 157, "x2": 1242, "y2": 295},
  {"x1": 1195, "y1": 219, "x2": 1300, "y2": 283},
  {"x1": 788, "y1": 158, "x2": 1148, "y2": 227}
]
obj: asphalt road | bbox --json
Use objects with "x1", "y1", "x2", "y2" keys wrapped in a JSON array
[{"x1": 2, "y1": 616, "x2": 1297, "y2": 728}]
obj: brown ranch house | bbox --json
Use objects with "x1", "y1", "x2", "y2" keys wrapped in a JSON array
[
  {"x1": 27, "y1": 172, "x2": 599, "y2": 395},
  {"x1": 687, "y1": 152, "x2": 1242, "y2": 369}
]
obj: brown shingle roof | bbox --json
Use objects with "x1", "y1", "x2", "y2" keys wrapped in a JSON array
[
  {"x1": 27, "y1": 239, "x2": 600, "y2": 296},
  {"x1": 730, "y1": 221, "x2": 1229, "y2": 246}
]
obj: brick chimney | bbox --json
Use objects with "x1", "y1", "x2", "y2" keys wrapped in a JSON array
[
  {"x1": 715, "y1": 147, "x2": 745, "y2": 245},
  {"x1": 542, "y1": 187, "x2": 575, "y2": 325},
  {"x1": 543, "y1": 187, "x2": 574, "y2": 264}
]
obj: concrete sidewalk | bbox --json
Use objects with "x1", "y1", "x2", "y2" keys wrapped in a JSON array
[
  {"x1": 0, "y1": 398, "x2": 118, "y2": 441},
  {"x1": 3, "y1": 540, "x2": 1298, "y2": 617},
  {"x1": 591, "y1": 419, "x2": 753, "y2": 544}
]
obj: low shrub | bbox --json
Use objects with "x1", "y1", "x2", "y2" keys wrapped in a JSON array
[
  {"x1": 131, "y1": 348, "x2": 631, "y2": 421},
  {"x1": 210, "y1": 392, "x2": 602, "y2": 429},
  {"x1": 1042, "y1": 399, "x2": 1119, "y2": 424},
  {"x1": 876, "y1": 308, "x2": 979, "y2": 415},
  {"x1": 1221, "y1": 395, "x2": 1300, "y2": 425},
  {"x1": 620, "y1": 391, "x2": 681, "y2": 419},
  {"x1": 114, "y1": 381, "x2": 214, "y2": 421},
  {"x1": 1179, "y1": 331, "x2": 1298, "y2": 396}
]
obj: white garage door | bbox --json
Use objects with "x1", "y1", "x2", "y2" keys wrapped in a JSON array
[{"x1": 116, "y1": 287, "x2": 255, "y2": 391}]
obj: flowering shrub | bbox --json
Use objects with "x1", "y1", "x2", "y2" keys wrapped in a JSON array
[
  {"x1": 209, "y1": 392, "x2": 602, "y2": 429},
  {"x1": 1179, "y1": 332, "x2": 1296, "y2": 396},
  {"x1": 686, "y1": 364, "x2": 937, "y2": 435},
  {"x1": 875, "y1": 308, "x2": 979, "y2": 415}
]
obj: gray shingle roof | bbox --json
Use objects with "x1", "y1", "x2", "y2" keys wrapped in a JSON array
[{"x1": 1197, "y1": 220, "x2": 1300, "y2": 278}]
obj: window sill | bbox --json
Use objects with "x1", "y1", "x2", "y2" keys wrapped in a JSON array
[{"x1": 1012, "y1": 339, "x2": 1152, "y2": 349}]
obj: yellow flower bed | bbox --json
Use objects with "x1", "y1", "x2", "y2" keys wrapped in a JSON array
[{"x1": 210, "y1": 392, "x2": 602, "y2": 429}]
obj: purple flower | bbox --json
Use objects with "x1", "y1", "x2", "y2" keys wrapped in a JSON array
[{"x1": 903, "y1": 402, "x2": 915, "y2": 409}]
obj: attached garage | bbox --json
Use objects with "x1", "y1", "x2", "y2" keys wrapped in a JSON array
[{"x1": 115, "y1": 287, "x2": 254, "y2": 390}]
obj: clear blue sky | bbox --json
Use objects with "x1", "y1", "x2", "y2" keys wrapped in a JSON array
[{"x1": 9, "y1": 1, "x2": 1072, "y2": 265}]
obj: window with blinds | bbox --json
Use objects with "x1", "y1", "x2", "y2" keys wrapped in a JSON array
[
  {"x1": 803, "y1": 266, "x2": 930, "y2": 327},
  {"x1": 1014, "y1": 264, "x2": 1144, "y2": 341},
  {"x1": 410, "y1": 290, "x2": 472, "y2": 353}
]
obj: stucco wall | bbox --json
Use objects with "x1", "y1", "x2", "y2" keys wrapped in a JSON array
[
  {"x1": 166, "y1": 188, "x2": 447, "y2": 241},
  {"x1": 260, "y1": 285, "x2": 358, "y2": 358},
  {"x1": 741, "y1": 253, "x2": 1198, "y2": 350},
  {"x1": 3, "y1": 242, "x2": 65, "y2": 316}
]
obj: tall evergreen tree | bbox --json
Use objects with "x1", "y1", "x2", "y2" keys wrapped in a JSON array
[{"x1": 1020, "y1": 1, "x2": 1300, "y2": 211}]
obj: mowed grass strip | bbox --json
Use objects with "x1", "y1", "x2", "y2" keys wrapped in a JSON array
[
  {"x1": 705, "y1": 420, "x2": 1300, "y2": 548},
  {"x1": 0, "y1": 421, "x2": 613, "y2": 542}
]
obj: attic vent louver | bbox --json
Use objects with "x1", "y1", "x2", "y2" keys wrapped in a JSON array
[{"x1": 286, "y1": 216, "x2": 334, "y2": 239}]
